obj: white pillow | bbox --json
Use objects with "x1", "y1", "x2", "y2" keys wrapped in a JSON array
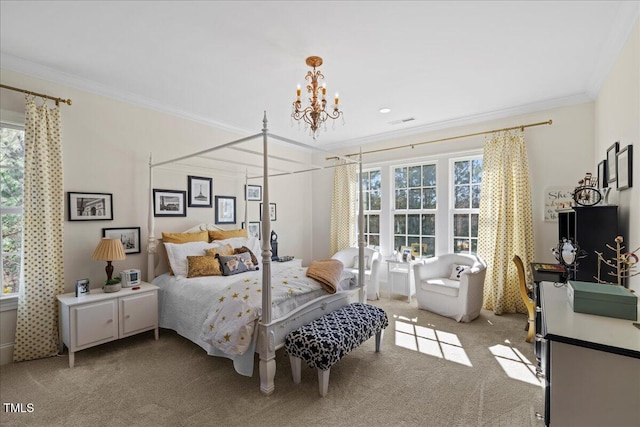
[
  {"x1": 449, "y1": 264, "x2": 469, "y2": 280},
  {"x1": 164, "y1": 241, "x2": 222, "y2": 277},
  {"x1": 352, "y1": 255, "x2": 370, "y2": 269},
  {"x1": 217, "y1": 237, "x2": 262, "y2": 266}
]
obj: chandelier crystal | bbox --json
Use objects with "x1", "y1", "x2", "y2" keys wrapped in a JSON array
[{"x1": 291, "y1": 56, "x2": 343, "y2": 139}]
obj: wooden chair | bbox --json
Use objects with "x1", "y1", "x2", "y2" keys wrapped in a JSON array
[{"x1": 513, "y1": 255, "x2": 535, "y2": 343}]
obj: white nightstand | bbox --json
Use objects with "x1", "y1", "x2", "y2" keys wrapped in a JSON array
[
  {"x1": 57, "y1": 282, "x2": 159, "y2": 368},
  {"x1": 386, "y1": 259, "x2": 419, "y2": 303}
]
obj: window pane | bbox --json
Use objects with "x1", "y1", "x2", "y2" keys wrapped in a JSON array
[
  {"x1": 471, "y1": 239, "x2": 478, "y2": 253},
  {"x1": 409, "y1": 166, "x2": 421, "y2": 187},
  {"x1": 454, "y1": 186, "x2": 470, "y2": 208},
  {"x1": 453, "y1": 214, "x2": 469, "y2": 237},
  {"x1": 394, "y1": 215, "x2": 406, "y2": 234},
  {"x1": 361, "y1": 173, "x2": 370, "y2": 191},
  {"x1": 370, "y1": 191, "x2": 381, "y2": 210},
  {"x1": 422, "y1": 164, "x2": 436, "y2": 186},
  {"x1": 0, "y1": 127, "x2": 25, "y2": 168},
  {"x1": 2, "y1": 252, "x2": 20, "y2": 294},
  {"x1": 422, "y1": 188, "x2": 436, "y2": 209},
  {"x1": 369, "y1": 214, "x2": 379, "y2": 233},
  {"x1": 1, "y1": 168, "x2": 24, "y2": 207},
  {"x1": 395, "y1": 189, "x2": 407, "y2": 209},
  {"x1": 370, "y1": 170, "x2": 381, "y2": 190},
  {"x1": 472, "y1": 159, "x2": 483, "y2": 183},
  {"x1": 407, "y1": 214, "x2": 420, "y2": 235},
  {"x1": 421, "y1": 214, "x2": 435, "y2": 236},
  {"x1": 369, "y1": 235, "x2": 379, "y2": 247},
  {"x1": 454, "y1": 161, "x2": 470, "y2": 185},
  {"x1": 408, "y1": 189, "x2": 421, "y2": 209},
  {"x1": 394, "y1": 236, "x2": 405, "y2": 251},
  {"x1": 395, "y1": 167, "x2": 407, "y2": 188},
  {"x1": 363, "y1": 193, "x2": 370, "y2": 210},
  {"x1": 424, "y1": 237, "x2": 435, "y2": 257},
  {"x1": 472, "y1": 184, "x2": 481, "y2": 209},
  {"x1": 454, "y1": 238, "x2": 470, "y2": 253},
  {"x1": 1, "y1": 213, "x2": 23, "y2": 252},
  {"x1": 471, "y1": 214, "x2": 479, "y2": 237}
]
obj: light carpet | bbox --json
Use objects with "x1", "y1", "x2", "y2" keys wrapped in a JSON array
[{"x1": 0, "y1": 297, "x2": 542, "y2": 427}]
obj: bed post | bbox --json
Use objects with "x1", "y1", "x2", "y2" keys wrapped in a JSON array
[
  {"x1": 258, "y1": 111, "x2": 276, "y2": 395},
  {"x1": 357, "y1": 150, "x2": 366, "y2": 303},
  {"x1": 147, "y1": 153, "x2": 158, "y2": 281}
]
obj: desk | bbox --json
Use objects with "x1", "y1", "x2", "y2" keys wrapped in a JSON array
[
  {"x1": 531, "y1": 263, "x2": 566, "y2": 366},
  {"x1": 386, "y1": 259, "x2": 419, "y2": 303}
]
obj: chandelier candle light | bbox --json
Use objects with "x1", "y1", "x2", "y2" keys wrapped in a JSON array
[{"x1": 292, "y1": 56, "x2": 344, "y2": 139}]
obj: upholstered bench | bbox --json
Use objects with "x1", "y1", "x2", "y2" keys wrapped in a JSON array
[{"x1": 284, "y1": 302, "x2": 388, "y2": 396}]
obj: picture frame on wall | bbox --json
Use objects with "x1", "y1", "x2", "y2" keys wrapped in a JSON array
[
  {"x1": 242, "y1": 221, "x2": 261, "y2": 239},
  {"x1": 245, "y1": 184, "x2": 262, "y2": 201},
  {"x1": 188, "y1": 175, "x2": 212, "y2": 208},
  {"x1": 260, "y1": 202, "x2": 277, "y2": 221},
  {"x1": 67, "y1": 192, "x2": 113, "y2": 221},
  {"x1": 215, "y1": 196, "x2": 236, "y2": 224},
  {"x1": 153, "y1": 189, "x2": 186, "y2": 217},
  {"x1": 103, "y1": 227, "x2": 141, "y2": 254},
  {"x1": 616, "y1": 145, "x2": 633, "y2": 190},
  {"x1": 606, "y1": 141, "x2": 619, "y2": 184},
  {"x1": 597, "y1": 160, "x2": 608, "y2": 189},
  {"x1": 75, "y1": 278, "x2": 90, "y2": 297}
]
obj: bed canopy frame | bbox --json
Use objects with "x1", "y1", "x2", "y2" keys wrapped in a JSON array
[{"x1": 147, "y1": 112, "x2": 366, "y2": 394}]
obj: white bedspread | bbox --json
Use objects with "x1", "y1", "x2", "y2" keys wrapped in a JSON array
[{"x1": 153, "y1": 261, "x2": 354, "y2": 376}]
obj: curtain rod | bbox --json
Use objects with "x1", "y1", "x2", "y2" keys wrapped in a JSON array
[
  {"x1": 0, "y1": 84, "x2": 72, "y2": 106},
  {"x1": 326, "y1": 119, "x2": 552, "y2": 160}
]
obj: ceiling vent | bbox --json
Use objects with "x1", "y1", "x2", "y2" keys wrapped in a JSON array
[{"x1": 389, "y1": 117, "x2": 416, "y2": 125}]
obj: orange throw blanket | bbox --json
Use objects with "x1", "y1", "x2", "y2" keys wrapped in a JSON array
[{"x1": 306, "y1": 259, "x2": 344, "y2": 294}]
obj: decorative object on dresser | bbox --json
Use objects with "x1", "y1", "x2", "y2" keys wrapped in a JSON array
[
  {"x1": 594, "y1": 236, "x2": 639, "y2": 287},
  {"x1": 102, "y1": 227, "x2": 141, "y2": 254},
  {"x1": 551, "y1": 238, "x2": 586, "y2": 280},
  {"x1": 92, "y1": 238, "x2": 126, "y2": 293},
  {"x1": 215, "y1": 195, "x2": 236, "y2": 224},
  {"x1": 75, "y1": 278, "x2": 90, "y2": 297},
  {"x1": 187, "y1": 175, "x2": 213, "y2": 208},
  {"x1": 615, "y1": 144, "x2": 633, "y2": 190},
  {"x1": 245, "y1": 184, "x2": 262, "y2": 201},
  {"x1": 153, "y1": 189, "x2": 186, "y2": 217},
  {"x1": 606, "y1": 141, "x2": 619, "y2": 184},
  {"x1": 67, "y1": 192, "x2": 113, "y2": 221},
  {"x1": 572, "y1": 172, "x2": 601, "y2": 206},
  {"x1": 567, "y1": 280, "x2": 637, "y2": 320},
  {"x1": 557, "y1": 206, "x2": 619, "y2": 282}
]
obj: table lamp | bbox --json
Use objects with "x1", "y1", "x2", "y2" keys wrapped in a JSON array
[{"x1": 92, "y1": 238, "x2": 126, "y2": 283}]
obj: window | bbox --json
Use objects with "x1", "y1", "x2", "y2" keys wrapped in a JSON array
[
  {"x1": 393, "y1": 163, "x2": 436, "y2": 257},
  {"x1": 357, "y1": 169, "x2": 381, "y2": 247},
  {"x1": 451, "y1": 158, "x2": 482, "y2": 254},
  {"x1": 1, "y1": 123, "x2": 24, "y2": 296}
]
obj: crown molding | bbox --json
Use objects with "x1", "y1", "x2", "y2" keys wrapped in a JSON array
[{"x1": 0, "y1": 53, "x2": 253, "y2": 137}]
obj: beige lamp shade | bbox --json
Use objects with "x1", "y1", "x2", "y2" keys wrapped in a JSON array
[{"x1": 92, "y1": 238, "x2": 126, "y2": 261}]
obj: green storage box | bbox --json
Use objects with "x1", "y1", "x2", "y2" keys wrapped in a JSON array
[{"x1": 567, "y1": 281, "x2": 638, "y2": 321}]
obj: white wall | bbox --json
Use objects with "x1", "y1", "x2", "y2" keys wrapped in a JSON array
[{"x1": 594, "y1": 18, "x2": 639, "y2": 292}]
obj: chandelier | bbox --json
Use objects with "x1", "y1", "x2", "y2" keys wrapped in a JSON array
[{"x1": 291, "y1": 56, "x2": 343, "y2": 139}]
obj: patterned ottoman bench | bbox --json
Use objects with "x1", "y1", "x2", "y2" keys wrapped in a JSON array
[{"x1": 284, "y1": 302, "x2": 389, "y2": 396}]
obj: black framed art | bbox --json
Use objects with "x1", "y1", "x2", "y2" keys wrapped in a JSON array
[
  {"x1": 616, "y1": 145, "x2": 633, "y2": 190},
  {"x1": 606, "y1": 142, "x2": 619, "y2": 184},
  {"x1": 103, "y1": 227, "x2": 141, "y2": 254},
  {"x1": 75, "y1": 278, "x2": 90, "y2": 297},
  {"x1": 245, "y1": 184, "x2": 262, "y2": 201},
  {"x1": 242, "y1": 221, "x2": 261, "y2": 239},
  {"x1": 260, "y1": 202, "x2": 277, "y2": 221},
  {"x1": 153, "y1": 189, "x2": 187, "y2": 217},
  {"x1": 67, "y1": 192, "x2": 113, "y2": 221},
  {"x1": 597, "y1": 160, "x2": 608, "y2": 189},
  {"x1": 188, "y1": 175, "x2": 213, "y2": 208},
  {"x1": 215, "y1": 196, "x2": 236, "y2": 224}
]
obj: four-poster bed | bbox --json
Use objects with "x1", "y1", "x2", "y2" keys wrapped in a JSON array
[{"x1": 146, "y1": 113, "x2": 367, "y2": 394}]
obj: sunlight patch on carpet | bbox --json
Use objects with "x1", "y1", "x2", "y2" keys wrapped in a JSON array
[{"x1": 489, "y1": 343, "x2": 541, "y2": 386}]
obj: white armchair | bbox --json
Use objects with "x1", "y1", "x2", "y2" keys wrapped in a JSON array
[
  {"x1": 413, "y1": 254, "x2": 487, "y2": 322},
  {"x1": 331, "y1": 247, "x2": 381, "y2": 300}
]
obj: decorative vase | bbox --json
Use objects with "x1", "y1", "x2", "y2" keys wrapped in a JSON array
[{"x1": 103, "y1": 283, "x2": 121, "y2": 293}]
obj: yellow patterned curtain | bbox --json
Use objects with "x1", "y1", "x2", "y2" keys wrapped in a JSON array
[
  {"x1": 13, "y1": 98, "x2": 65, "y2": 362},
  {"x1": 477, "y1": 129, "x2": 534, "y2": 315},
  {"x1": 330, "y1": 161, "x2": 356, "y2": 255}
]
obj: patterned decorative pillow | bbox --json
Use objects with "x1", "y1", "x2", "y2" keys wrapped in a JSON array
[
  {"x1": 234, "y1": 246, "x2": 259, "y2": 267},
  {"x1": 218, "y1": 252, "x2": 257, "y2": 276},
  {"x1": 450, "y1": 264, "x2": 469, "y2": 280},
  {"x1": 352, "y1": 255, "x2": 370, "y2": 269},
  {"x1": 187, "y1": 255, "x2": 222, "y2": 278},
  {"x1": 204, "y1": 244, "x2": 234, "y2": 258}
]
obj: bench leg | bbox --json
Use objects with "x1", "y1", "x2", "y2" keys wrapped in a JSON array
[
  {"x1": 289, "y1": 354, "x2": 302, "y2": 384},
  {"x1": 375, "y1": 329, "x2": 384, "y2": 352},
  {"x1": 318, "y1": 368, "x2": 330, "y2": 397}
]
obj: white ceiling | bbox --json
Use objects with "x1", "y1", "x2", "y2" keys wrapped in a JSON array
[{"x1": 1, "y1": 1, "x2": 638, "y2": 149}]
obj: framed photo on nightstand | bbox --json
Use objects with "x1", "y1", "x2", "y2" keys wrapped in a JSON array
[{"x1": 75, "y1": 279, "x2": 90, "y2": 297}]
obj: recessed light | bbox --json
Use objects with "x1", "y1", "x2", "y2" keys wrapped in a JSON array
[{"x1": 379, "y1": 107, "x2": 391, "y2": 114}]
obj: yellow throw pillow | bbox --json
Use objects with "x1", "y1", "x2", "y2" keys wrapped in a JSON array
[
  {"x1": 162, "y1": 230, "x2": 208, "y2": 244},
  {"x1": 204, "y1": 244, "x2": 234, "y2": 258},
  {"x1": 208, "y1": 228, "x2": 247, "y2": 242},
  {"x1": 187, "y1": 255, "x2": 222, "y2": 278}
]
